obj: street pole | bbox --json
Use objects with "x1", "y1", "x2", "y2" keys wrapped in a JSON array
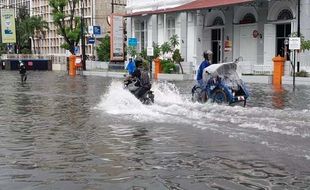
[
  {"x1": 111, "y1": 0, "x2": 114, "y2": 13},
  {"x1": 81, "y1": 0, "x2": 86, "y2": 70},
  {"x1": 297, "y1": 0, "x2": 301, "y2": 72}
]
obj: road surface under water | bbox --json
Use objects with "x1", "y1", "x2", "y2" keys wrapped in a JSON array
[{"x1": 0, "y1": 71, "x2": 309, "y2": 190}]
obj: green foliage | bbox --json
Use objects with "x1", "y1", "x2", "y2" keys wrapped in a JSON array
[
  {"x1": 169, "y1": 34, "x2": 179, "y2": 49},
  {"x1": 296, "y1": 70, "x2": 309, "y2": 77},
  {"x1": 96, "y1": 35, "x2": 110, "y2": 62},
  {"x1": 172, "y1": 49, "x2": 183, "y2": 63},
  {"x1": 0, "y1": 43, "x2": 6, "y2": 55},
  {"x1": 49, "y1": 0, "x2": 81, "y2": 54},
  {"x1": 152, "y1": 42, "x2": 161, "y2": 59},
  {"x1": 290, "y1": 32, "x2": 310, "y2": 51},
  {"x1": 160, "y1": 42, "x2": 172, "y2": 54},
  {"x1": 127, "y1": 46, "x2": 137, "y2": 58},
  {"x1": 139, "y1": 48, "x2": 147, "y2": 60},
  {"x1": 172, "y1": 49, "x2": 184, "y2": 74},
  {"x1": 161, "y1": 59, "x2": 176, "y2": 73}
]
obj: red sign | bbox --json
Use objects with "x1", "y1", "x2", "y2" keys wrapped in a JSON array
[{"x1": 28, "y1": 61, "x2": 33, "y2": 66}]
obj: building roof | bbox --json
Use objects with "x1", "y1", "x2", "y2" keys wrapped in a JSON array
[{"x1": 126, "y1": 0, "x2": 253, "y2": 17}]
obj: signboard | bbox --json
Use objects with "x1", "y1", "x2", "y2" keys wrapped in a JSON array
[
  {"x1": 147, "y1": 47, "x2": 154, "y2": 56},
  {"x1": 224, "y1": 40, "x2": 232, "y2": 52},
  {"x1": 93, "y1": 26, "x2": 101, "y2": 35},
  {"x1": 87, "y1": 37, "x2": 95, "y2": 44},
  {"x1": 88, "y1": 26, "x2": 94, "y2": 34},
  {"x1": 74, "y1": 46, "x2": 80, "y2": 54},
  {"x1": 1, "y1": 9, "x2": 16, "y2": 43},
  {"x1": 289, "y1": 37, "x2": 301, "y2": 50},
  {"x1": 128, "y1": 38, "x2": 137, "y2": 46},
  {"x1": 110, "y1": 14, "x2": 124, "y2": 61}
]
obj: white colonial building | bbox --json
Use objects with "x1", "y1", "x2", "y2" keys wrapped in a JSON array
[{"x1": 126, "y1": 0, "x2": 310, "y2": 75}]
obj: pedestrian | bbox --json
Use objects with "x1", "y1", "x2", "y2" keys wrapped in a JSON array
[
  {"x1": 19, "y1": 61, "x2": 27, "y2": 84},
  {"x1": 126, "y1": 57, "x2": 136, "y2": 75}
]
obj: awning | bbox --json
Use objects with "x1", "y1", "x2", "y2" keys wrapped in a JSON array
[{"x1": 126, "y1": 0, "x2": 254, "y2": 17}]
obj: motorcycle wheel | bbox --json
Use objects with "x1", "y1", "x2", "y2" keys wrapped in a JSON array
[{"x1": 213, "y1": 89, "x2": 228, "y2": 104}]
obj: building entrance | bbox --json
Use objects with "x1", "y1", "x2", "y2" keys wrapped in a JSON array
[
  {"x1": 211, "y1": 28, "x2": 222, "y2": 64},
  {"x1": 276, "y1": 23, "x2": 291, "y2": 60}
]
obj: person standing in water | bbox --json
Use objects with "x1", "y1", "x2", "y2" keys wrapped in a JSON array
[{"x1": 19, "y1": 61, "x2": 27, "y2": 84}]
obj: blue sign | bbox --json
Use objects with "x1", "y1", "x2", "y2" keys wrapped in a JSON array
[
  {"x1": 88, "y1": 37, "x2": 95, "y2": 44},
  {"x1": 93, "y1": 26, "x2": 101, "y2": 35},
  {"x1": 74, "y1": 46, "x2": 80, "y2": 54},
  {"x1": 128, "y1": 38, "x2": 137, "y2": 46}
]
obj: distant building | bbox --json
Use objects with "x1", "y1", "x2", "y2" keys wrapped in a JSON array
[
  {"x1": 1, "y1": 0, "x2": 126, "y2": 63},
  {"x1": 126, "y1": 0, "x2": 310, "y2": 74}
]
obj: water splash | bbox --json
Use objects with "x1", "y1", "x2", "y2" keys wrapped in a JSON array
[{"x1": 96, "y1": 80, "x2": 310, "y2": 159}]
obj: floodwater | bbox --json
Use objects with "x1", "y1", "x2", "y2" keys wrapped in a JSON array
[{"x1": 0, "y1": 71, "x2": 309, "y2": 190}]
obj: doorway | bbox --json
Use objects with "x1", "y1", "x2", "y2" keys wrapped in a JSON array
[
  {"x1": 276, "y1": 23, "x2": 291, "y2": 60},
  {"x1": 211, "y1": 28, "x2": 222, "y2": 64}
]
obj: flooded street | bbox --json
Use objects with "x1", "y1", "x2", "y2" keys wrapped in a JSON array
[{"x1": 0, "y1": 71, "x2": 309, "y2": 190}]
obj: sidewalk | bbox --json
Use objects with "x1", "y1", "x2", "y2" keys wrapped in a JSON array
[{"x1": 83, "y1": 70, "x2": 310, "y2": 85}]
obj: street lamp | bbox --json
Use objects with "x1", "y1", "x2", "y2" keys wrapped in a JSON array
[{"x1": 81, "y1": 0, "x2": 86, "y2": 70}]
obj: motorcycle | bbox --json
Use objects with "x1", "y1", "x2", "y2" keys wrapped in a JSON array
[
  {"x1": 123, "y1": 77, "x2": 155, "y2": 105},
  {"x1": 192, "y1": 61, "x2": 249, "y2": 106}
]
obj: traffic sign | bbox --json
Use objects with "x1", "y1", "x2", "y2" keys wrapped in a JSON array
[
  {"x1": 93, "y1": 26, "x2": 101, "y2": 35},
  {"x1": 128, "y1": 38, "x2": 137, "y2": 46},
  {"x1": 88, "y1": 37, "x2": 95, "y2": 44}
]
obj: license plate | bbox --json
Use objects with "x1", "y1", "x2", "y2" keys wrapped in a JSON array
[{"x1": 237, "y1": 96, "x2": 245, "y2": 101}]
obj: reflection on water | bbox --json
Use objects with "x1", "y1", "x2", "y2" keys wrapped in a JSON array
[
  {"x1": 272, "y1": 84, "x2": 285, "y2": 109},
  {"x1": 0, "y1": 71, "x2": 309, "y2": 190}
]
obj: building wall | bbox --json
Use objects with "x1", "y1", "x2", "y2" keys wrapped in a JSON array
[{"x1": 30, "y1": 0, "x2": 126, "y2": 59}]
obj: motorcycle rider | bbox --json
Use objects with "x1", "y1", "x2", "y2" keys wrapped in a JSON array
[
  {"x1": 197, "y1": 50, "x2": 213, "y2": 88},
  {"x1": 130, "y1": 58, "x2": 152, "y2": 100},
  {"x1": 194, "y1": 50, "x2": 213, "y2": 102}
]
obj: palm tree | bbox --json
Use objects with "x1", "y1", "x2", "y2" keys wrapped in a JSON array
[{"x1": 29, "y1": 16, "x2": 49, "y2": 54}]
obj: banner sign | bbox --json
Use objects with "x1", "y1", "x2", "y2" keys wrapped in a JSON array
[
  {"x1": 1, "y1": 9, "x2": 16, "y2": 43},
  {"x1": 110, "y1": 14, "x2": 124, "y2": 61}
]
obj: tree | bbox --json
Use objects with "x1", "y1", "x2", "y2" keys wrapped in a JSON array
[
  {"x1": 96, "y1": 35, "x2": 110, "y2": 62},
  {"x1": 15, "y1": 5, "x2": 31, "y2": 53},
  {"x1": 30, "y1": 16, "x2": 49, "y2": 54},
  {"x1": 49, "y1": 0, "x2": 81, "y2": 55},
  {"x1": 169, "y1": 34, "x2": 179, "y2": 49}
]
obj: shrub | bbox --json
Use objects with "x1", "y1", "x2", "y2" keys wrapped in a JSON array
[
  {"x1": 296, "y1": 70, "x2": 308, "y2": 77},
  {"x1": 96, "y1": 35, "x2": 110, "y2": 62},
  {"x1": 161, "y1": 59, "x2": 176, "y2": 73}
]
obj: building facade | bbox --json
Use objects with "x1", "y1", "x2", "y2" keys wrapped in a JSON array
[
  {"x1": 1, "y1": 0, "x2": 126, "y2": 61},
  {"x1": 126, "y1": 0, "x2": 310, "y2": 75}
]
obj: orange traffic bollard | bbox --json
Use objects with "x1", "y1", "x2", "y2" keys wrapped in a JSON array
[
  {"x1": 154, "y1": 58, "x2": 161, "y2": 80},
  {"x1": 272, "y1": 55, "x2": 285, "y2": 85},
  {"x1": 69, "y1": 55, "x2": 76, "y2": 76}
]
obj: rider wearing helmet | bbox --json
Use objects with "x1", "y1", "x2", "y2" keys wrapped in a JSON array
[
  {"x1": 19, "y1": 61, "x2": 27, "y2": 83},
  {"x1": 196, "y1": 50, "x2": 213, "y2": 87},
  {"x1": 131, "y1": 58, "x2": 151, "y2": 99}
]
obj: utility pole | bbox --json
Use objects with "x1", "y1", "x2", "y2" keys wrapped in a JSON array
[{"x1": 81, "y1": 0, "x2": 86, "y2": 70}]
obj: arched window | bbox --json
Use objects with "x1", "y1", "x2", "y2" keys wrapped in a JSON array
[
  {"x1": 277, "y1": 9, "x2": 293, "y2": 20},
  {"x1": 213, "y1": 16, "x2": 224, "y2": 26},
  {"x1": 239, "y1": 13, "x2": 256, "y2": 24}
]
